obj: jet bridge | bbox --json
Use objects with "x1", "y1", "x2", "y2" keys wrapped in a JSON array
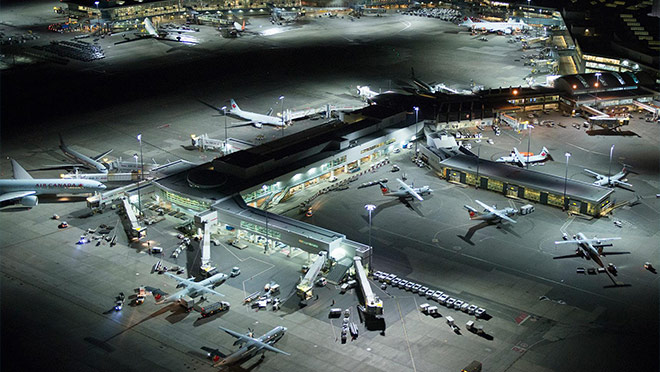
[
  {"x1": 354, "y1": 256, "x2": 383, "y2": 317},
  {"x1": 296, "y1": 251, "x2": 327, "y2": 300},
  {"x1": 119, "y1": 198, "x2": 146, "y2": 241}
]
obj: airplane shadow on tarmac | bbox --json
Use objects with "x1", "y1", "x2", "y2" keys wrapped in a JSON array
[
  {"x1": 458, "y1": 221, "x2": 521, "y2": 245},
  {"x1": 369, "y1": 198, "x2": 425, "y2": 218}
]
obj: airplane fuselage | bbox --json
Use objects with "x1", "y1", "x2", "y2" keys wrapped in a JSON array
[
  {"x1": 61, "y1": 144, "x2": 109, "y2": 173},
  {"x1": 576, "y1": 233, "x2": 605, "y2": 268},
  {"x1": 0, "y1": 179, "x2": 106, "y2": 195}
]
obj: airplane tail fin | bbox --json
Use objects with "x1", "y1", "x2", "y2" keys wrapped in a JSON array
[
  {"x1": 59, "y1": 133, "x2": 65, "y2": 147},
  {"x1": 378, "y1": 182, "x2": 389, "y2": 194},
  {"x1": 229, "y1": 99, "x2": 240, "y2": 111},
  {"x1": 11, "y1": 159, "x2": 33, "y2": 180},
  {"x1": 266, "y1": 108, "x2": 273, "y2": 116},
  {"x1": 464, "y1": 205, "x2": 478, "y2": 219},
  {"x1": 540, "y1": 147, "x2": 552, "y2": 160},
  {"x1": 144, "y1": 17, "x2": 158, "y2": 37}
]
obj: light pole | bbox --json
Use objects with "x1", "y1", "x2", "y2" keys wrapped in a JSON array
[
  {"x1": 476, "y1": 144, "x2": 480, "y2": 188},
  {"x1": 94, "y1": 1, "x2": 100, "y2": 29},
  {"x1": 594, "y1": 72, "x2": 602, "y2": 107},
  {"x1": 221, "y1": 105, "x2": 228, "y2": 153},
  {"x1": 563, "y1": 152, "x2": 571, "y2": 210},
  {"x1": 279, "y1": 95, "x2": 285, "y2": 137},
  {"x1": 608, "y1": 144, "x2": 615, "y2": 186},
  {"x1": 526, "y1": 0, "x2": 530, "y2": 22},
  {"x1": 526, "y1": 124, "x2": 534, "y2": 169},
  {"x1": 262, "y1": 184, "x2": 269, "y2": 254},
  {"x1": 137, "y1": 135, "x2": 144, "y2": 219},
  {"x1": 413, "y1": 106, "x2": 419, "y2": 159},
  {"x1": 365, "y1": 204, "x2": 376, "y2": 248}
]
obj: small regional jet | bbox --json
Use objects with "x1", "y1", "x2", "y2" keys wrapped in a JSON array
[
  {"x1": 553, "y1": 232, "x2": 628, "y2": 269},
  {"x1": 202, "y1": 326, "x2": 289, "y2": 367},
  {"x1": 227, "y1": 98, "x2": 287, "y2": 128},
  {"x1": 154, "y1": 272, "x2": 227, "y2": 304},
  {"x1": 496, "y1": 147, "x2": 551, "y2": 167},
  {"x1": 464, "y1": 200, "x2": 517, "y2": 224},
  {"x1": 0, "y1": 159, "x2": 106, "y2": 208},
  {"x1": 379, "y1": 178, "x2": 432, "y2": 201},
  {"x1": 34, "y1": 134, "x2": 112, "y2": 174},
  {"x1": 584, "y1": 165, "x2": 633, "y2": 189}
]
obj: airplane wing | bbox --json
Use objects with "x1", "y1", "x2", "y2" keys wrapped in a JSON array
[
  {"x1": 220, "y1": 326, "x2": 254, "y2": 341},
  {"x1": 512, "y1": 148, "x2": 525, "y2": 167},
  {"x1": 0, "y1": 191, "x2": 37, "y2": 204},
  {"x1": 474, "y1": 200, "x2": 496, "y2": 214},
  {"x1": 92, "y1": 149, "x2": 113, "y2": 162},
  {"x1": 494, "y1": 211, "x2": 516, "y2": 223},
  {"x1": 396, "y1": 178, "x2": 423, "y2": 201},
  {"x1": 29, "y1": 163, "x2": 87, "y2": 172},
  {"x1": 496, "y1": 155, "x2": 515, "y2": 163},
  {"x1": 230, "y1": 121, "x2": 258, "y2": 128},
  {"x1": 612, "y1": 180, "x2": 633, "y2": 188},
  {"x1": 555, "y1": 237, "x2": 621, "y2": 245},
  {"x1": 255, "y1": 342, "x2": 290, "y2": 356},
  {"x1": 195, "y1": 285, "x2": 225, "y2": 297},
  {"x1": 584, "y1": 169, "x2": 603, "y2": 179},
  {"x1": 164, "y1": 272, "x2": 191, "y2": 285}
]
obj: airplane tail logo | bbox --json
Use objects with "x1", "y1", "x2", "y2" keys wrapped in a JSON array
[
  {"x1": 378, "y1": 182, "x2": 389, "y2": 194},
  {"x1": 230, "y1": 99, "x2": 239, "y2": 111}
]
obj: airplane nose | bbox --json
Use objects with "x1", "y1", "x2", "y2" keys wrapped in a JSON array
[{"x1": 99, "y1": 184, "x2": 107, "y2": 190}]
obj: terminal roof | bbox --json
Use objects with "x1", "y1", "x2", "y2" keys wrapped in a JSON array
[{"x1": 440, "y1": 154, "x2": 614, "y2": 203}]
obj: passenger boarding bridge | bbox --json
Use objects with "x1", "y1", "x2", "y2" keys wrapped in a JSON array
[{"x1": 354, "y1": 256, "x2": 383, "y2": 317}]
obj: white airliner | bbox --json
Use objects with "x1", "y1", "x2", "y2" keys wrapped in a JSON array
[
  {"x1": 459, "y1": 17, "x2": 528, "y2": 34},
  {"x1": 584, "y1": 165, "x2": 633, "y2": 189},
  {"x1": 464, "y1": 200, "x2": 517, "y2": 224},
  {"x1": 154, "y1": 272, "x2": 227, "y2": 304},
  {"x1": 57, "y1": 134, "x2": 112, "y2": 174},
  {"x1": 0, "y1": 159, "x2": 106, "y2": 207},
  {"x1": 116, "y1": 18, "x2": 197, "y2": 44},
  {"x1": 496, "y1": 147, "x2": 551, "y2": 167},
  {"x1": 228, "y1": 99, "x2": 286, "y2": 128},
  {"x1": 203, "y1": 326, "x2": 289, "y2": 367}
]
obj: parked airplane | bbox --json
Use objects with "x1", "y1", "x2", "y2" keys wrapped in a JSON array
[
  {"x1": 116, "y1": 18, "x2": 197, "y2": 44},
  {"x1": 459, "y1": 17, "x2": 528, "y2": 34},
  {"x1": 0, "y1": 159, "x2": 106, "y2": 207},
  {"x1": 584, "y1": 165, "x2": 633, "y2": 189},
  {"x1": 227, "y1": 98, "x2": 286, "y2": 128},
  {"x1": 202, "y1": 326, "x2": 289, "y2": 367},
  {"x1": 464, "y1": 199, "x2": 517, "y2": 224},
  {"x1": 554, "y1": 232, "x2": 627, "y2": 268},
  {"x1": 154, "y1": 272, "x2": 227, "y2": 304},
  {"x1": 378, "y1": 178, "x2": 432, "y2": 201},
  {"x1": 496, "y1": 147, "x2": 551, "y2": 167},
  {"x1": 36, "y1": 134, "x2": 112, "y2": 174}
]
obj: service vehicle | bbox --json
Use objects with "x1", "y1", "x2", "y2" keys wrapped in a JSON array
[
  {"x1": 135, "y1": 287, "x2": 146, "y2": 305},
  {"x1": 230, "y1": 266, "x2": 241, "y2": 277},
  {"x1": 199, "y1": 301, "x2": 231, "y2": 317}
]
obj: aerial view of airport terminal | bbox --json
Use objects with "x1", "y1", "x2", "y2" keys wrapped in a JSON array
[{"x1": 1, "y1": 0, "x2": 660, "y2": 370}]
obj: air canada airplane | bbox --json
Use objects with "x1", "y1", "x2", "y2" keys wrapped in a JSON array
[
  {"x1": 202, "y1": 326, "x2": 289, "y2": 367},
  {"x1": 496, "y1": 147, "x2": 551, "y2": 167},
  {"x1": 227, "y1": 98, "x2": 287, "y2": 128},
  {"x1": 154, "y1": 272, "x2": 227, "y2": 304},
  {"x1": 464, "y1": 200, "x2": 517, "y2": 224},
  {"x1": 379, "y1": 178, "x2": 432, "y2": 201},
  {"x1": 554, "y1": 232, "x2": 628, "y2": 269},
  {"x1": 0, "y1": 159, "x2": 106, "y2": 208},
  {"x1": 584, "y1": 165, "x2": 633, "y2": 189},
  {"x1": 116, "y1": 18, "x2": 197, "y2": 44}
]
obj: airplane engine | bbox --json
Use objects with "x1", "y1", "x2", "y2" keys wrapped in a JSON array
[
  {"x1": 21, "y1": 195, "x2": 38, "y2": 207},
  {"x1": 254, "y1": 123, "x2": 263, "y2": 129}
]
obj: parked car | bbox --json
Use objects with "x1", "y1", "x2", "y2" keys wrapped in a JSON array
[{"x1": 230, "y1": 266, "x2": 241, "y2": 277}]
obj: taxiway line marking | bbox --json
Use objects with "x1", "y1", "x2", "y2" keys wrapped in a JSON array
[{"x1": 396, "y1": 299, "x2": 418, "y2": 372}]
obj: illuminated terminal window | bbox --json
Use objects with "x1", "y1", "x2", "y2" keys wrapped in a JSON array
[
  {"x1": 524, "y1": 188, "x2": 540, "y2": 202},
  {"x1": 547, "y1": 193, "x2": 564, "y2": 207},
  {"x1": 487, "y1": 179, "x2": 503, "y2": 193},
  {"x1": 465, "y1": 172, "x2": 478, "y2": 186}
]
